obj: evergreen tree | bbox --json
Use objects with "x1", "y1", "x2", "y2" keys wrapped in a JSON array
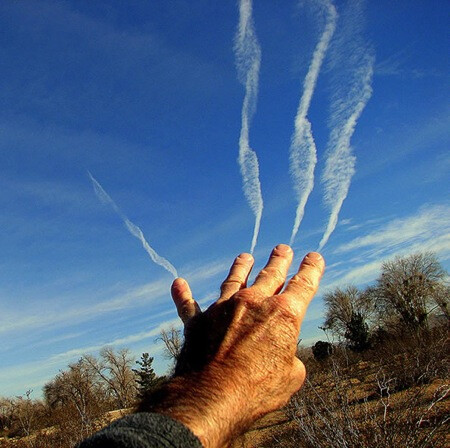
[
  {"x1": 133, "y1": 353, "x2": 161, "y2": 399},
  {"x1": 345, "y1": 312, "x2": 371, "y2": 352}
]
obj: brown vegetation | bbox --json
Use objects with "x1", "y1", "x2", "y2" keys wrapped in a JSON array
[
  {"x1": 237, "y1": 252, "x2": 450, "y2": 448},
  {"x1": 0, "y1": 349, "x2": 153, "y2": 448},
  {"x1": 1, "y1": 252, "x2": 448, "y2": 447},
  {"x1": 271, "y1": 326, "x2": 449, "y2": 448}
]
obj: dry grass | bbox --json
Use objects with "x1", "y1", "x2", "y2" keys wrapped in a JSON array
[
  {"x1": 2, "y1": 327, "x2": 448, "y2": 448},
  {"x1": 259, "y1": 326, "x2": 449, "y2": 448}
]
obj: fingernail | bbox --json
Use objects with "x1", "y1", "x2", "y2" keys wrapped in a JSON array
[
  {"x1": 305, "y1": 252, "x2": 322, "y2": 261},
  {"x1": 275, "y1": 244, "x2": 291, "y2": 253},
  {"x1": 238, "y1": 253, "x2": 253, "y2": 261}
]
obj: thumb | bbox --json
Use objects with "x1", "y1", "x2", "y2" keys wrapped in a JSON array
[{"x1": 288, "y1": 357, "x2": 307, "y2": 396}]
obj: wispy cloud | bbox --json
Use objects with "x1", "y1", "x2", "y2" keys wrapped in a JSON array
[
  {"x1": 0, "y1": 316, "x2": 180, "y2": 396},
  {"x1": 323, "y1": 259, "x2": 384, "y2": 291},
  {"x1": 359, "y1": 109, "x2": 450, "y2": 179},
  {"x1": 335, "y1": 204, "x2": 450, "y2": 255},
  {"x1": 338, "y1": 218, "x2": 352, "y2": 226},
  {"x1": 48, "y1": 317, "x2": 181, "y2": 363},
  {"x1": 289, "y1": 0, "x2": 337, "y2": 245},
  {"x1": 375, "y1": 50, "x2": 442, "y2": 79},
  {"x1": 0, "y1": 253, "x2": 232, "y2": 337},
  {"x1": 0, "y1": 277, "x2": 169, "y2": 335},
  {"x1": 88, "y1": 172, "x2": 178, "y2": 278},
  {"x1": 318, "y1": 0, "x2": 374, "y2": 250},
  {"x1": 183, "y1": 258, "x2": 233, "y2": 284},
  {"x1": 234, "y1": 0, "x2": 264, "y2": 254},
  {"x1": 322, "y1": 203, "x2": 450, "y2": 291}
]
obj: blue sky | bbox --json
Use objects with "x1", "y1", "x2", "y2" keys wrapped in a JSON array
[{"x1": 1, "y1": 0, "x2": 449, "y2": 397}]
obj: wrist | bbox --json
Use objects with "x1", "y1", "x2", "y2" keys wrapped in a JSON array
[{"x1": 139, "y1": 364, "x2": 249, "y2": 447}]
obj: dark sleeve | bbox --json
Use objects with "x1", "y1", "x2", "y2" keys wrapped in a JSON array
[{"x1": 77, "y1": 412, "x2": 203, "y2": 448}]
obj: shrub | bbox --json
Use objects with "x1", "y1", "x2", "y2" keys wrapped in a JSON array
[
  {"x1": 312, "y1": 341, "x2": 333, "y2": 361},
  {"x1": 266, "y1": 323, "x2": 449, "y2": 447}
]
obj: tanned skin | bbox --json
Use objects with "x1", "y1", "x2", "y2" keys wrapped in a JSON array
[{"x1": 139, "y1": 244, "x2": 325, "y2": 448}]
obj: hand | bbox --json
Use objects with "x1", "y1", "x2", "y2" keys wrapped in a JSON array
[{"x1": 142, "y1": 244, "x2": 325, "y2": 448}]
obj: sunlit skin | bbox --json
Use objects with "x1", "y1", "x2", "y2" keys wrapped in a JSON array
[{"x1": 140, "y1": 244, "x2": 325, "y2": 448}]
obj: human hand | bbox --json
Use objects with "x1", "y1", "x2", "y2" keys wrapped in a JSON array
[{"x1": 143, "y1": 244, "x2": 325, "y2": 448}]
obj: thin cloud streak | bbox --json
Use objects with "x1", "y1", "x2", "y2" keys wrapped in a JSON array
[
  {"x1": 289, "y1": 0, "x2": 337, "y2": 245},
  {"x1": 88, "y1": 172, "x2": 178, "y2": 278},
  {"x1": 0, "y1": 255, "x2": 232, "y2": 336},
  {"x1": 234, "y1": 0, "x2": 264, "y2": 254},
  {"x1": 318, "y1": 9, "x2": 374, "y2": 250},
  {"x1": 0, "y1": 278, "x2": 169, "y2": 335},
  {"x1": 335, "y1": 204, "x2": 450, "y2": 254},
  {"x1": 48, "y1": 317, "x2": 180, "y2": 363},
  {"x1": 0, "y1": 317, "x2": 180, "y2": 396},
  {"x1": 323, "y1": 232, "x2": 450, "y2": 292},
  {"x1": 322, "y1": 204, "x2": 450, "y2": 291}
]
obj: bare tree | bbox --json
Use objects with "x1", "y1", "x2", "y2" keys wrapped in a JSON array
[
  {"x1": 432, "y1": 282, "x2": 450, "y2": 322},
  {"x1": 157, "y1": 326, "x2": 183, "y2": 362},
  {"x1": 13, "y1": 391, "x2": 46, "y2": 446},
  {"x1": 323, "y1": 286, "x2": 374, "y2": 339},
  {"x1": 44, "y1": 358, "x2": 106, "y2": 441},
  {"x1": 0, "y1": 391, "x2": 45, "y2": 444},
  {"x1": 83, "y1": 347, "x2": 136, "y2": 409},
  {"x1": 374, "y1": 252, "x2": 447, "y2": 333},
  {"x1": 324, "y1": 285, "x2": 358, "y2": 336}
]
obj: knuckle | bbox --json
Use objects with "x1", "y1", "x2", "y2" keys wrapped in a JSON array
[
  {"x1": 220, "y1": 278, "x2": 242, "y2": 294},
  {"x1": 234, "y1": 288, "x2": 259, "y2": 306},
  {"x1": 232, "y1": 288, "x2": 249, "y2": 300},
  {"x1": 275, "y1": 295, "x2": 298, "y2": 320},
  {"x1": 291, "y1": 273, "x2": 316, "y2": 292},
  {"x1": 223, "y1": 273, "x2": 244, "y2": 286},
  {"x1": 259, "y1": 266, "x2": 285, "y2": 281},
  {"x1": 270, "y1": 266, "x2": 286, "y2": 280}
]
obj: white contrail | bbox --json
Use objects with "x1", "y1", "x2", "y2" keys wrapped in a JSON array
[
  {"x1": 289, "y1": 0, "x2": 337, "y2": 246},
  {"x1": 318, "y1": 51, "x2": 374, "y2": 251},
  {"x1": 234, "y1": 0, "x2": 263, "y2": 254},
  {"x1": 88, "y1": 172, "x2": 178, "y2": 278}
]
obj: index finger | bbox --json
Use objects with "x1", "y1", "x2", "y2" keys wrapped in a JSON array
[
  {"x1": 280, "y1": 252, "x2": 325, "y2": 321},
  {"x1": 171, "y1": 278, "x2": 201, "y2": 325}
]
